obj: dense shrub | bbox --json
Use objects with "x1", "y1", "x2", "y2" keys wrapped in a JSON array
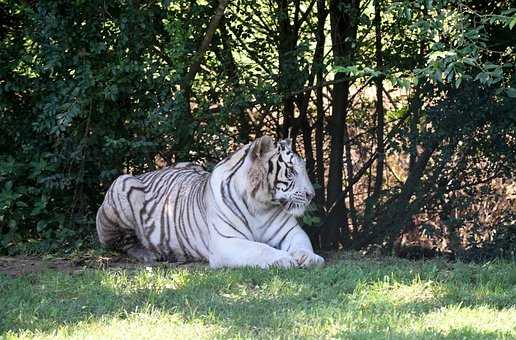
[
  {"x1": 1, "y1": 0, "x2": 515, "y2": 259},
  {"x1": 0, "y1": 1, "x2": 216, "y2": 253}
]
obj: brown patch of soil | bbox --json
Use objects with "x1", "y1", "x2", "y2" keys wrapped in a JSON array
[
  {"x1": 0, "y1": 254, "x2": 199, "y2": 278},
  {"x1": 0, "y1": 256, "x2": 76, "y2": 277},
  {"x1": 0, "y1": 251, "x2": 385, "y2": 278}
]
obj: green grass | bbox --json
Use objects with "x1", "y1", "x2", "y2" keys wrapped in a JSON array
[{"x1": 1, "y1": 253, "x2": 515, "y2": 339}]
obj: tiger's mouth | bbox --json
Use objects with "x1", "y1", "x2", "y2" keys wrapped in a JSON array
[{"x1": 279, "y1": 198, "x2": 309, "y2": 217}]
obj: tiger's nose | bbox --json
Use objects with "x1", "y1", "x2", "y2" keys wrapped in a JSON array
[{"x1": 305, "y1": 190, "x2": 315, "y2": 201}]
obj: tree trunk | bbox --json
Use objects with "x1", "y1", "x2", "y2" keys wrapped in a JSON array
[
  {"x1": 277, "y1": 0, "x2": 298, "y2": 138},
  {"x1": 323, "y1": 0, "x2": 360, "y2": 249},
  {"x1": 409, "y1": 6, "x2": 428, "y2": 173},
  {"x1": 343, "y1": 118, "x2": 357, "y2": 236},
  {"x1": 372, "y1": 0, "x2": 384, "y2": 201},
  {"x1": 315, "y1": 0, "x2": 327, "y2": 210},
  {"x1": 363, "y1": 0, "x2": 384, "y2": 229},
  {"x1": 356, "y1": 139, "x2": 439, "y2": 248},
  {"x1": 292, "y1": 0, "x2": 327, "y2": 183}
]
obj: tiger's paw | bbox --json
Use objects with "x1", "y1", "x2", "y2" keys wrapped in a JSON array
[
  {"x1": 269, "y1": 254, "x2": 298, "y2": 269},
  {"x1": 290, "y1": 249, "x2": 325, "y2": 268},
  {"x1": 126, "y1": 246, "x2": 161, "y2": 263}
]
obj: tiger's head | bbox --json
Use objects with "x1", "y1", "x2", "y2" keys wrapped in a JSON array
[{"x1": 246, "y1": 135, "x2": 315, "y2": 217}]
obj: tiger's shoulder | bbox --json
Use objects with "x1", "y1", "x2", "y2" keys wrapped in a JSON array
[{"x1": 172, "y1": 162, "x2": 205, "y2": 171}]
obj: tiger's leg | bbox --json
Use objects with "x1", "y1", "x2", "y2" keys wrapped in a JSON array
[
  {"x1": 96, "y1": 200, "x2": 130, "y2": 250},
  {"x1": 208, "y1": 236, "x2": 298, "y2": 269},
  {"x1": 97, "y1": 203, "x2": 161, "y2": 263},
  {"x1": 96, "y1": 175, "x2": 162, "y2": 263},
  {"x1": 278, "y1": 225, "x2": 324, "y2": 267}
]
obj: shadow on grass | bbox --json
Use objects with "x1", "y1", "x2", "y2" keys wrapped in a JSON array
[{"x1": 1, "y1": 258, "x2": 515, "y2": 338}]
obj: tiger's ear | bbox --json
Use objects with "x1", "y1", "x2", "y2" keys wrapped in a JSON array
[
  {"x1": 250, "y1": 135, "x2": 275, "y2": 160},
  {"x1": 278, "y1": 138, "x2": 292, "y2": 150}
]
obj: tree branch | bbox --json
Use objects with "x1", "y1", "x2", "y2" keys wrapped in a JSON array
[
  {"x1": 183, "y1": 0, "x2": 230, "y2": 89},
  {"x1": 295, "y1": 0, "x2": 317, "y2": 32}
]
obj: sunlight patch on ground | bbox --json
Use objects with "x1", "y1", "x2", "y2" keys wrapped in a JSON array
[
  {"x1": 8, "y1": 310, "x2": 227, "y2": 340},
  {"x1": 420, "y1": 305, "x2": 516, "y2": 336}
]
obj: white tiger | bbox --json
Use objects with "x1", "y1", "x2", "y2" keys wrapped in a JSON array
[{"x1": 96, "y1": 136, "x2": 324, "y2": 268}]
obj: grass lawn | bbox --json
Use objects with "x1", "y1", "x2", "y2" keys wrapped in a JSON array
[{"x1": 1, "y1": 252, "x2": 515, "y2": 339}]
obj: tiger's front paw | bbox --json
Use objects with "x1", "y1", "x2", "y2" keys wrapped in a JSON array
[
  {"x1": 269, "y1": 254, "x2": 298, "y2": 269},
  {"x1": 126, "y1": 246, "x2": 161, "y2": 263},
  {"x1": 290, "y1": 249, "x2": 325, "y2": 268}
]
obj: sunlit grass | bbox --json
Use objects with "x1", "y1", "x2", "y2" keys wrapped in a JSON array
[{"x1": 1, "y1": 253, "x2": 515, "y2": 339}]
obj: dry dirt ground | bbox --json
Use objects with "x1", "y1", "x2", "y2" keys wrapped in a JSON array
[
  {"x1": 0, "y1": 251, "x2": 345, "y2": 277},
  {"x1": 0, "y1": 254, "x2": 199, "y2": 277}
]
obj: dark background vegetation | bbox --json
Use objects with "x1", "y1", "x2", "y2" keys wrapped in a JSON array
[{"x1": 1, "y1": 0, "x2": 515, "y2": 259}]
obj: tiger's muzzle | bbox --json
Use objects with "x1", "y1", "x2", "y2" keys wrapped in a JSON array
[{"x1": 281, "y1": 188, "x2": 315, "y2": 217}]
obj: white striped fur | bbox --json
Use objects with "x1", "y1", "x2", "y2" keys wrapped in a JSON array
[{"x1": 96, "y1": 136, "x2": 324, "y2": 268}]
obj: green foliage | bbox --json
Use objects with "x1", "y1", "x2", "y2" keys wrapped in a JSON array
[
  {"x1": 0, "y1": 0, "x2": 233, "y2": 253},
  {"x1": 0, "y1": 154, "x2": 69, "y2": 252},
  {"x1": 1, "y1": 0, "x2": 515, "y2": 257}
]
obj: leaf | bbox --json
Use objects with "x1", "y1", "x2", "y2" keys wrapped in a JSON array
[
  {"x1": 474, "y1": 72, "x2": 490, "y2": 84},
  {"x1": 506, "y1": 88, "x2": 516, "y2": 98},
  {"x1": 333, "y1": 65, "x2": 356, "y2": 75},
  {"x1": 16, "y1": 201, "x2": 29, "y2": 208},
  {"x1": 37, "y1": 220, "x2": 48, "y2": 232},
  {"x1": 455, "y1": 77, "x2": 462, "y2": 88},
  {"x1": 8, "y1": 219, "x2": 17, "y2": 230},
  {"x1": 509, "y1": 17, "x2": 516, "y2": 30},
  {"x1": 302, "y1": 215, "x2": 309, "y2": 224},
  {"x1": 463, "y1": 58, "x2": 476, "y2": 66}
]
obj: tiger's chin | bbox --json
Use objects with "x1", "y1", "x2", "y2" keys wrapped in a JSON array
[{"x1": 283, "y1": 202, "x2": 309, "y2": 217}]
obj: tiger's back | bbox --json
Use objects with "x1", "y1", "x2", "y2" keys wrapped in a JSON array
[{"x1": 96, "y1": 164, "x2": 211, "y2": 262}]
